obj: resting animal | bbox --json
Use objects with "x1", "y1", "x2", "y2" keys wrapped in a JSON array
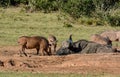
[{"x1": 90, "y1": 34, "x2": 112, "y2": 46}]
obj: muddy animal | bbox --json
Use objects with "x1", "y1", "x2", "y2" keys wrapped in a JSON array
[
  {"x1": 48, "y1": 35, "x2": 57, "y2": 54},
  {"x1": 73, "y1": 39, "x2": 115, "y2": 54},
  {"x1": 61, "y1": 34, "x2": 73, "y2": 49},
  {"x1": 18, "y1": 36, "x2": 51, "y2": 56},
  {"x1": 90, "y1": 34, "x2": 112, "y2": 46},
  {"x1": 56, "y1": 38, "x2": 116, "y2": 55},
  {"x1": 56, "y1": 34, "x2": 74, "y2": 55},
  {"x1": 100, "y1": 31, "x2": 118, "y2": 41}
]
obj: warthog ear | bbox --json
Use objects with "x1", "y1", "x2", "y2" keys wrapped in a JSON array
[
  {"x1": 50, "y1": 40, "x2": 53, "y2": 42},
  {"x1": 49, "y1": 44, "x2": 52, "y2": 46}
]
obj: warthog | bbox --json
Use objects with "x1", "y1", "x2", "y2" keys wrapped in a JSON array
[
  {"x1": 90, "y1": 34, "x2": 112, "y2": 46},
  {"x1": 48, "y1": 35, "x2": 57, "y2": 54},
  {"x1": 116, "y1": 31, "x2": 120, "y2": 42},
  {"x1": 18, "y1": 36, "x2": 51, "y2": 56},
  {"x1": 100, "y1": 30, "x2": 118, "y2": 41}
]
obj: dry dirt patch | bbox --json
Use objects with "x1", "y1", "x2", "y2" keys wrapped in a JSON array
[{"x1": 0, "y1": 46, "x2": 120, "y2": 74}]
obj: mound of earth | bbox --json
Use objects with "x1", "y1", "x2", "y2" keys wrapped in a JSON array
[{"x1": 0, "y1": 46, "x2": 120, "y2": 74}]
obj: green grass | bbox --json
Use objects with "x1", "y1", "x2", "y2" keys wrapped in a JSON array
[
  {"x1": 0, "y1": 7, "x2": 120, "y2": 46},
  {"x1": 0, "y1": 72, "x2": 119, "y2": 77}
]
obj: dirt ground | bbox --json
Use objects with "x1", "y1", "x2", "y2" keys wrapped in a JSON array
[{"x1": 0, "y1": 46, "x2": 120, "y2": 75}]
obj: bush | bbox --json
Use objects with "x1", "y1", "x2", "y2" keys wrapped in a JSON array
[
  {"x1": 78, "y1": 17, "x2": 104, "y2": 26},
  {"x1": 0, "y1": 0, "x2": 9, "y2": 7},
  {"x1": 60, "y1": 0, "x2": 95, "y2": 18},
  {"x1": 0, "y1": 0, "x2": 28, "y2": 7},
  {"x1": 108, "y1": 15, "x2": 120, "y2": 26},
  {"x1": 29, "y1": 0, "x2": 59, "y2": 13},
  {"x1": 0, "y1": 0, "x2": 120, "y2": 26}
]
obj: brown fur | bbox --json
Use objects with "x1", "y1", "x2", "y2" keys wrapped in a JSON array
[
  {"x1": 116, "y1": 31, "x2": 120, "y2": 42},
  {"x1": 48, "y1": 35, "x2": 57, "y2": 54},
  {"x1": 90, "y1": 34, "x2": 112, "y2": 46},
  {"x1": 100, "y1": 31, "x2": 118, "y2": 41},
  {"x1": 18, "y1": 36, "x2": 51, "y2": 56}
]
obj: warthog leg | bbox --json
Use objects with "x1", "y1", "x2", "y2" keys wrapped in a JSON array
[
  {"x1": 45, "y1": 48, "x2": 51, "y2": 56},
  {"x1": 22, "y1": 46, "x2": 27, "y2": 56},
  {"x1": 40, "y1": 48, "x2": 50, "y2": 56},
  {"x1": 36, "y1": 48, "x2": 40, "y2": 55},
  {"x1": 40, "y1": 48, "x2": 44, "y2": 56},
  {"x1": 53, "y1": 44, "x2": 57, "y2": 53},
  {"x1": 48, "y1": 47, "x2": 52, "y2": 55},
  {"x1": 19, "y1": 50, "x2": 23, "y2": 57}
]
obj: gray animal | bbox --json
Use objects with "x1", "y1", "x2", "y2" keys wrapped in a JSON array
[
  {"x1": 73, "y1": 39, "x2": 116, "y2": 54},
  {"x1": 56, "y1": 47, "x2": 73, "y2": 55},
  {"x1": 56, "y1": 34, "x2": 74, "y2": 55},
  {"x1": 56, "y1": 39, "x2": 116, "y2": 55},
  {"x1": 48, "y1": 35, "x2": 57, "y2": 54},
  {"x1": 90, "y1": 34, "x2": 112, "y2": 46},
  {"x1": 61, "y1": 34, "x2": 73, "y2": 48},
  {"x1": 18, "y1": 36, "x2": 51, "y2": 56}
]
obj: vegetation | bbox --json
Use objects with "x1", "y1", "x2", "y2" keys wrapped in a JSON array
[
  {"x1": 0, "y1": 0, "x2": 120, "y2": 26},
  {"x1": 0, "y1": 72, "x2": 120, "y2": 77},
  {"x1": 0, "y1": 7, "x2": 120, "y2": 46},
  {"x1": 0, "y1": 1, "x2": 120, "y2": 76}
]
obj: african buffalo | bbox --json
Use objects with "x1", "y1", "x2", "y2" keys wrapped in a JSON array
[{"x1": 56, "y1": 34, "x2": 75, "y2": 55}]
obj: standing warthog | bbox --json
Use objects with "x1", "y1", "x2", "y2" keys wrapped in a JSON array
[
  {"x1": 48, "y1": 35, "x2": 57, "y2": 54},
  {"x1": 18, "y1": 36, "x2": 51, "y2": 56},
  {"x1": 90, "y1": 34, "x2": 112, "y2": 46}
]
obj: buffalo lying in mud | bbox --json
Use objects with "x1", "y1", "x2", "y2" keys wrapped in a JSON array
[
  {"x1": 18, "y1": 36, "x2": 51, "y2": 56},
  {"x1": 56, "y1": 36, "x2": 117, "y2": 55},
  {"x1": 73, "y1": 40, "x2": 116, "y2": 54},
  {"x1": 56, "y1": 34, "x2": 74, "y2": 55}
]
